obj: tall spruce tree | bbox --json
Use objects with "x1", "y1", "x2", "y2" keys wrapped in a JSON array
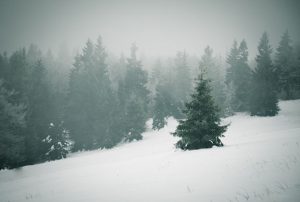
[
  {"x1": 7, "y1": 49, "x2": 29, "y2": 103},
  {"x1": 275, "y1": 31, "x2": 295, "y2": 99},
  {"x1": 250, "y1": 32, "x2": 279, "y2": 116},
  {"x1": 294, "y1": 44, "x2": 300, "y2": 95},
  {"x1": 173, "y1": 71, "x2": 228, "y2": 150},
  {"x1": 1, "y1": 49, "x2": 52, "y2": 166},
  {"x1": 151, "y1": 59, "x2": 183, "y2": 129},
  {"x1": 92, "y1": 36, "x2": 120, "y2": 148},
  {"x1": 226, "y1": 40, "x2": 251, "y2": 111},
  {"x1": 174, "y1": 51, "x2": 192, "y2": 104},
  {"x1": 226, "y1": 41, "x2": 239, "y2": 80},
  {"x1": 148, "y1": 59, "x2": 163, "y2": 116},
  {"x1": 109, "y1": 54, "x2": 127, "y2": 91},
  {"x1": 0, "y1": 80, "x2": 26, "y2": 169},
  {"x1": 65, "y1": 37, "x2": 120, "y2": 150},
  {"x1": 25, "y1": 60, "x2": 52, "y2": 163},
  {"x1": 0, "y1": 53, "x2": 9, "y2": 82},
  {"x1": 199, "y1": 46, "x2": 227, "y2": 116},
  {"x1": 120, "y1": 44, "x2": 149, "y2": 141}
]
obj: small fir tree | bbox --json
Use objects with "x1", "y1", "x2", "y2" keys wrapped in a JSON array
[
  {"x1": 173, "y1": 71, "x2": 228, "y2": 150},
  {"x1": 43, "y1": 122, "x2": 72, "y2": 161}
]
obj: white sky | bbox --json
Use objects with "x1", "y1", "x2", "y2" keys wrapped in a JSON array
[{"x1": 0, "y1": 0, "x2": 299, "y2": 58}]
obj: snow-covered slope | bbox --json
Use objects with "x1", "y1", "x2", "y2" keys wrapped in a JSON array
[{"x1": 1, "y1": 100, "x2": 300, "y2": 202}]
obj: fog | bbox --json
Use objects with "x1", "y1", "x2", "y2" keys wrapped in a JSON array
[
  {"x1": 1, "y1": 0, "x2": 300, "y2": 58},
  {"x1": 1, "y1": 2, "x2": 300, "y2": 201}
]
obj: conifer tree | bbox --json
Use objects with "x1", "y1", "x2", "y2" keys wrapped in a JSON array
[
  {"x1": 0, "y1": 80, "x2": 26, "y2": 169},
  {"x1": 65, "y1": 41, "x2": 94, "y2": 150},
  {"x1": 294, "y1": 44, "x2": 300, "y2": 95},
  {"x1": 199, "y1": 46, "x2": 227, "y2": 116},
  {"x1": 148, "y1": 59, "x2": 162, "y2": 116},
  {"x1": 275, "y1": 31, "x2": 295, "y2": 99},
  {"x1": 121, "y1": 44, "x2": 149, "y2": 141},
  {"x1": 226, "y1": 41, "x2": 239, "y2": 80},
  {"x1": 7, "y1": 49, "x2": 29, "y2": 103},
  {"x1": 0, "y1": 53, "x2": 9, "y2": 82},
  {"x1": 43, "y1": 122, "x2": 72, "y2": 161},
  {"x1": 173, "y1": 70, "x2": 228, "y2": 150},
  {"x1": 226, "y1": 40, "x2": 251, "y2": 111},
  {"x1": 152, "y1": 81, "x2": 174, "y2": 130},
  {"x1": 150, "y1": 59, "x2": 183, "y2": 129},
  {"x1": 65, "y1": 37, "x2": 119, "y2": 150},
  {"x1": 109, "y1": 54, "x2": 126, "y2": 91},
  {"x1": 250, "y1": 32, "x2": 279, "y2": 116},
  {"x1": 174, "y1": 51, "x2": 192, "y2": 104},
  {"x1": 25, "y1": 60, "x2": 52, "y2": 163},
  {"x1": 1, "y1": 49, "x2": 54, "y2": 166}
]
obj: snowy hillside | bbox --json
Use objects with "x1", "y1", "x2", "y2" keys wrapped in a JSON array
[{"x1": 1, "y1": 100, "x2": 300, "y2": 202}]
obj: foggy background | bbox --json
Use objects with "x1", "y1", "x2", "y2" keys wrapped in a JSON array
[
  {"x1": 1, "y1": 0, "x2": 300, "y2": 58},
  {"x1": 1, "y1": 1, "x2": 300, "y2": 201}
]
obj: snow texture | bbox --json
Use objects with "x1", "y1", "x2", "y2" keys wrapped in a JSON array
[{"x1": 0, "y1": 100, "x2": 300, "y2": 202}]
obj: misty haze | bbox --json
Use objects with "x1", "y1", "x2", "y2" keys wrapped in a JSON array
[{"x1": 0, "y1": 0, "x2": 300, "y2": 201}]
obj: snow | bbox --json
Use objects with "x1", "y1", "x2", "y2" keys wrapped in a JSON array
[{"x1": 1, "y1": 100, "x2": 300, "y2": 202}]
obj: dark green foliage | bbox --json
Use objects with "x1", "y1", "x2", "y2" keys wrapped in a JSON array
[
  {"x1": 44, "y1": 49, "x2": 71, "y2": 124},
  {"x1": 149, "y1": 59, "x2": 179, "y2": 129},
  {"x1": 0, "y1": 48, "x2": 61, "y2": 168},
  {"x1": 0, "y1": 80, "x2": 26, "y2": 169},
  {"x1": 2, "y1": 31, "x2": 298, "y2": 168},
  {"x1": 6, "y1": 49, "x2": 29, "y2": 102},
  {"x1": 25, "y1": 60, "x2": 53, "y2": 163},
  {"x1": 226, "y1": 41, "x2": 239, "y2": 70},
  {"x1": 294, "y1": 44, "x2": 300, "y2": 94},
  {"x1": 120, "y1": 44, "x2": 149, "y2": 141},
  {"x1": 152, "y1": 86, "x2": 169, "y2": 130},
  {"x1": 173, "y1": 73, "x2": 228, "y2": 150},
  {"x1": 123, "y1": 97, "x2": 146, "y2": 141},
  {"x1": 0, "y1": 53, "x2": 9, "y2": 82},
  {"x1": 65, "y1": 37, "x2": 120, "y2": 150},
  {"x1": 275, "y1": 31, "x2": 297, "y2": 100},
  {"x1": 109, "y1": 54, "x2": 127, "y2": 91},
  {"x1": 148, "y1": 59, "x2": 163, "y2": 117},
  {"x1": 43, "y1": 122, "x2": 72, "y2": 161},
  {"x1": 152, "y1": 75, "x2": 182, "y2": 130},
  {"x1": 236, "y1": 40, "x2": 252, "y2": 109},
  {"x1": 152, "y1": 82, "x2": 172, "y2": 130},
  {"x1": 65, "y1": 52, "x2": 94, "y2": 150},
  {"x1": 250, "y1": 32, "x2": 279, "y2": 116},
  {"x1": 226, "y1": 40, "x2": 252, "y2": 112}
]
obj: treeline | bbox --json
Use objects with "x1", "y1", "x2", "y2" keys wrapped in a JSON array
[
  {"x1": 226, "y1": 31, "x2": 300, "y2": 116},
  {"x1": 1, "y1": 32, "x2": 300, "y2": 169}
]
